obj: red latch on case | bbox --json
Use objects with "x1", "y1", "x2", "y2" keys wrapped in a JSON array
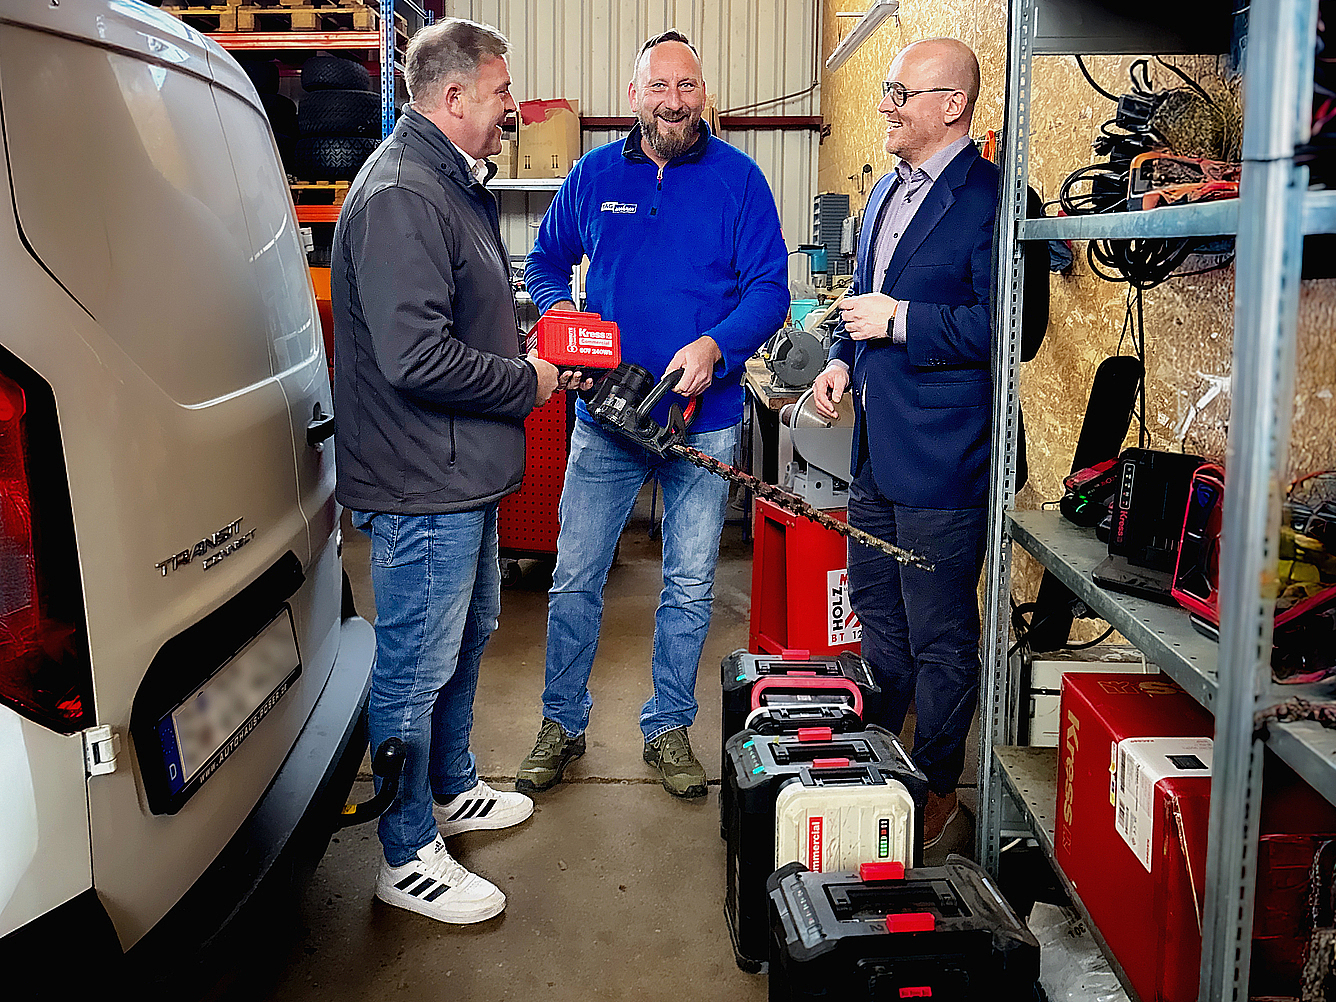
[
  {"x1": 859, "y1": 861, "x2": 905, "y2": 882},
  {"x1": 781, "y1": 648, "x2": 811, "y2": 660},
  {"x1": 796, "y1": 727, "x2": 834, "y2": 742},
  {"x1": 885, "y1": 912, "x2": 935, "y2": 933},
  {"x1": 899, "y1": 988, "x2": 932, "y2": 998},
  {"x1": 813, "y1": 757, "x2": 850, "y2": 768}
]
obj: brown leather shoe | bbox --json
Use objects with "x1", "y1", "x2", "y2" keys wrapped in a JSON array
[{"x1": 923, "y1": 789, "x2": 959, "y2": 848}]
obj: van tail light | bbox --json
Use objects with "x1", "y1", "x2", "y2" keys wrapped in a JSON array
[{"x1": 0, "y1": 358, "x2": 92, "y2": 732}]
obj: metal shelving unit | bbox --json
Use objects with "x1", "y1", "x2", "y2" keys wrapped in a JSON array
[{"x1": 980, "y1": 1, "x2": 1329, "y2": 1000}]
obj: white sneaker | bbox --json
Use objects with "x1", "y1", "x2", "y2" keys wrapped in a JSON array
[
  {"x1": 436, "y1": 779, "x2": 534, "y2": 837},
  {"x1": 374, "y1": 836, "x2": 505, "y2": 924}
]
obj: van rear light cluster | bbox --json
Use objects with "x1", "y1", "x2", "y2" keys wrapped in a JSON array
[{"x1": 0, "y1": 357, "x2": 92, "y2": 733}]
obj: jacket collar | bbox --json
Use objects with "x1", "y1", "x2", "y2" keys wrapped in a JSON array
[
  {"x1": 620, "y1": 118, "x2": 712, "y2": 167},
  {"x1": 398, "y1": 106, "x2": 497, "y2": 189},
  {"x1": 873, "y1": 142, "x2": 982, "y2": 296}
]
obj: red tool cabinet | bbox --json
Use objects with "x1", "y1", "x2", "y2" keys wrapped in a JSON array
[{"x1": 749, "y1": 497, "x2": 860, "y2": 657}]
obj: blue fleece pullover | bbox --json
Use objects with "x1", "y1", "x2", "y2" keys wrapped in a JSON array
[{"x1": 525, "y1": 123, "x2": 790, "y2": 432}]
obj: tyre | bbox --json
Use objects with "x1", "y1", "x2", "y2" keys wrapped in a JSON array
[
  {"x1": 294, "y1": 136, "x2": 379, "y2": 181},
  {"x1": 260, "y1": 92, "x2": 297, "y2": 138},
  {"x1": 298, "y1": 89, "x2": 380, "y2": 138},
  {"x1": 301, "y1": 55, "x2": 371, "y2": 92}
]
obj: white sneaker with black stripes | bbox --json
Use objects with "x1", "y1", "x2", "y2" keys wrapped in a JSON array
[
  {"x1": 375, "y1": 836, "x2": 505, "y2": 924},
  {"x1": 436, "y1": 779, "x2": 534, "y2": 837}
]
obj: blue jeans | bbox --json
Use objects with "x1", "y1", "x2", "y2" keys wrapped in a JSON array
[
  {"x1": 543, "y1": 418, "x2": 738, "y2": 742},
  {"x1": 351, "y1": 506, "x2": 500, "y2": 866},
  {"x1": 846, "y1": 466, "x2": 987, "y2": 795}
]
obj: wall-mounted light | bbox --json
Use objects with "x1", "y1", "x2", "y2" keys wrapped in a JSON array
[{"x1": 825, "y1": 1, "x2": 900, "y2": 73}]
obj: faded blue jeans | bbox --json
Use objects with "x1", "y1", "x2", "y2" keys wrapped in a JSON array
[
  {"x1": 542, "y1": 417, "x2": 738, "y2": 743},
  {"x1": 352, "y1": 506, "x2": 500, "y2": 867}
]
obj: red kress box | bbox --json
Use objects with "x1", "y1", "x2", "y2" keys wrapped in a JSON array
[
  {"x1": 1055, "y1": 674, "x2": 1336, "y2": 1001},
  {"x1": 527, "y1": 310, "x2": 620, "y2": 371},
  {"x1": 1055, "y1": 674, "x2": 1213, "y2": 1002}
]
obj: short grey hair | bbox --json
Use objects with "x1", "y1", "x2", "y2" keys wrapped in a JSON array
[{"x1": 405, "y1": 18, "x2": 509, "y2": 110}]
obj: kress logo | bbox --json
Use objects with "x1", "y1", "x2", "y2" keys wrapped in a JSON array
[{"x1": 1060, "y1": 709, "x2": 1080, "y2": 828}]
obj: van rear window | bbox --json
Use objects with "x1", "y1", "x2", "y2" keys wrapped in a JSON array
[{"x1": 0, "y1": 25, "x2": 314, "y2": 404}]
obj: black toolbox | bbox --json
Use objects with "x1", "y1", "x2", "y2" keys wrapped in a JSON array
[
  {"x1": 723, "y1": 726, "x2": 927, "y2": 973},
  {"x1": 720, "y1": 649, "x2": 877, "y2": 837},
  {"x1": 766, "y1": 858, "x2": 1040, "y2": 1001},
  {"x1": 721, "y1": 649, "x2": 879, "y2": 749}
]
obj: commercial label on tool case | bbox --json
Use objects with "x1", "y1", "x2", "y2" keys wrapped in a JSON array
[{"x1": 827, "y1": 568, "x2": 861, "y2": 646}]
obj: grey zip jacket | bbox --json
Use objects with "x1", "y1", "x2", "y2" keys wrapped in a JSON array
[{"x1": 332, "y1": 107, "x2": 537, "y2": 514}]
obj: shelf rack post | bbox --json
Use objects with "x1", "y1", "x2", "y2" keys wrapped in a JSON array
[
  {"x1": 1198, "y1": 0, "x2": 1318, "y2": 998},
  {"x1": 979, "y1": 0, "x2": 1036, "y2": 876},
  {"x1": 380, "y1": 2, "x2": 395, "y2": 139}
]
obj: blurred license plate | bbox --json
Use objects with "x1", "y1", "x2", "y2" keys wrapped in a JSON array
[{"x1": 158, "y1": 608, "x2": 301, "y2": 797}]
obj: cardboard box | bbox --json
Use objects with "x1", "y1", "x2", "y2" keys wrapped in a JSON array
[
  {"x1": 704, "y1": 93, "x2": 721, "y2": 136},
  {"x1": 1055, "y1": 673, "x2": 1336, "y2": 1001},
  {"x1": 1023, "y1": 646, "x2": 1157, "y2": 747},
  {"x1": 517, "y1": 99, "x2": 580, "y2": 179},
  {"x1": 1055, "y1": 674, "x2": 1212, "y2": 1002},
  {"x1": 493, "y1": 138, "x2": 518, "y2": 179}
]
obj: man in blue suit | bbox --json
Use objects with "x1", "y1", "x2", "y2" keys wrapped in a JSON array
[{"x1": 811, "y1": 37, "x2": 994, "y2": 849}]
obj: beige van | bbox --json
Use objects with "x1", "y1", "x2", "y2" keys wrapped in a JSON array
[{"x1": 0, "y1": 0, "x2": 374, "y2": 979}]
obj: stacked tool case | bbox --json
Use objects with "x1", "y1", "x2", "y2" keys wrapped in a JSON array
[
  {"x1": 723, "y1": 726, "x2": 927, "y2": 973},
  {"x1": 720, "y1": 649, "x2": 879, "y2": 837},
  {"x1": 721, "y1": 649, "x2": 879, "y2": 747},
  {"x1": 766, "y1": 858, "x2": 1040, "y2": 1001}
]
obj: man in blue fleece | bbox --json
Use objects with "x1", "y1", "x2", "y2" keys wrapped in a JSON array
[{"x1": 517, "y1": 30, "x2": 789, "y2": 798}]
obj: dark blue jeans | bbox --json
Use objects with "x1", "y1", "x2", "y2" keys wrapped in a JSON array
[{"x1": 846, "y1": 465, "x2": 987, "y2": 795}]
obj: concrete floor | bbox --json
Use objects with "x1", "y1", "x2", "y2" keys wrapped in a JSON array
[{"x1": 216, "y1": 491, "x2": 977, "y2": 1002}]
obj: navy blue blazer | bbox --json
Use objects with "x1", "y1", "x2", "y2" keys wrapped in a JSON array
[{"x1": 830, "y1": 144, "x2": 999, "y2": 509}]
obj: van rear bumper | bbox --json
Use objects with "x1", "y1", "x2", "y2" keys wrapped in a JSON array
[
  {"x1": 139, "y1": 612, "x2": 377, "y2": 956},
  {"x1": 0, "y1": 615, "x2": 376, "y2": 979}
]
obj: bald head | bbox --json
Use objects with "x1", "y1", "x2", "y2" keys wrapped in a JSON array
[
  {"x1": 894, "y1": 38, "x2": 980, "y2": 113},
  {"x1": 880, "y1": 37, "x2": 980, "y2": 166}
]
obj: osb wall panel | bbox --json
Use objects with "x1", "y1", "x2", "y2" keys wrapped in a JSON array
[
  {"x1": 817, "y1": 2, "x2": 1006, "y2": 198},
  {"x1": 818, "y1": 6, "x2": 1336, "y2": 626}
]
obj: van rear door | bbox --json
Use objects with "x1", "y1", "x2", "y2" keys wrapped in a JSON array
[{"x1": 0, "y1": 5, "x2": 332, "y2": 948}]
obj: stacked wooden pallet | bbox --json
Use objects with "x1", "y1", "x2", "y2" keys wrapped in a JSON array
[
  {"x1": 163, "y1": 0, "x2": 408, "y2": 38},
  {"x1": 291, "y1": 180, "x2": 351, "y2": 206}
]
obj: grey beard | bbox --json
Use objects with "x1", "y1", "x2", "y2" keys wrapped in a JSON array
[{"x1": 639, "y1": 111, "x2": 700, "y2": 160}]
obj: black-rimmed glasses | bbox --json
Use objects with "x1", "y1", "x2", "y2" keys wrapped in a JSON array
[{"x1": 881, "y1": 80, "x2": 959, "y2": 106}]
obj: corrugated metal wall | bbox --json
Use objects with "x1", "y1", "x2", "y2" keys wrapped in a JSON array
[{"x1": 440, "y1": 0, "x2": 820, "y2": 285}]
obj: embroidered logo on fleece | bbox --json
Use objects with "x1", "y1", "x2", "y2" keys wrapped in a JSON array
[{"x1": 600, "y1": 201, "x2": 637, "y2": 214}]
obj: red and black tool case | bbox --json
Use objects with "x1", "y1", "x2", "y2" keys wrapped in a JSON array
[
  {"x1": 766, "y1": 858, "x2": 1040, "y2": 1001},
  {"x1": 723, "y1": 726, "x2": 926, "y2": 973},
  {"x1": 722, "y1": 648, "x2": 879, "y2": 747},
  {"x1": 720, "y1": 648, "x2": 878, "y2": 837}
]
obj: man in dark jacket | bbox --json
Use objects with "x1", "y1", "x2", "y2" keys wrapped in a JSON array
[{"x1": 333, "y1": 18, "x2": 561, "y2": 925}]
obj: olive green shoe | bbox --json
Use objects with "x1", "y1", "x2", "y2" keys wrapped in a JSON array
[
  {"x1": 643, "y1": 727, "x2": 707, "y2": 799},
  {"x1": 515, "y1": 718, "x2": 585, "y2": 794}
]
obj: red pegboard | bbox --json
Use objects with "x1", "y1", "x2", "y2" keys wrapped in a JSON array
[{"x1": 498, "y1": 393, "x2": 569, "y2": 556}]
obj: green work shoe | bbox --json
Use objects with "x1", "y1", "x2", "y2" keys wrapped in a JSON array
[
  {"x1": 643, "y1": 727, "x2": 707, "y2": 799},
  {"x1": 515, "y1": 718, "x2": 586, "y2": 794}
]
